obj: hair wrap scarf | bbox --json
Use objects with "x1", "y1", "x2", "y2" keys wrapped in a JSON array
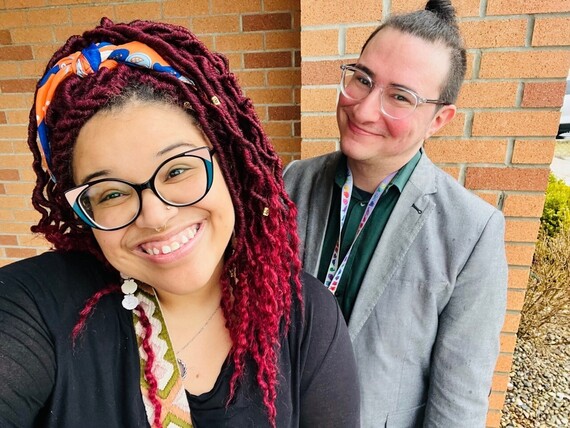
[{"x1": 34, "y1": 41, "x2": 194, "y2": 182}]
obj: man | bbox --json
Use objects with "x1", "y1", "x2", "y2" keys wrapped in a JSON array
[{"x1": 284, "y1": 1, "x2": 507, "y2": 426}]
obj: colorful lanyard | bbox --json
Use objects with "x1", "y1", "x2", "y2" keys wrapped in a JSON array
[{"x1": 324, "y1": 167, "x2": 397, "y2": 293}]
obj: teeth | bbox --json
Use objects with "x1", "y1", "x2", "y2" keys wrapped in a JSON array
[{"x1": 143, "y1": 224, "x2": 200, "y2": 256}]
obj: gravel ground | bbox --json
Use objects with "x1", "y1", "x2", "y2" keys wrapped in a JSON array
[{"x1": 500, "y1": 324, "x2": 570, "y2": 427}]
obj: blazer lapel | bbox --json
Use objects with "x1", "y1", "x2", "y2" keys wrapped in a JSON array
[{"x1": 348, "y1": 153, "x2": 438, "y2": 340}]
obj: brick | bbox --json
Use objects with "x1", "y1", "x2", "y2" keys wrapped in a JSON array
[
  {"x1": 440, "y1": 166, "x2": 460, "y2": 180},
  {"x1": 242, "y1": 13, "x2": 291, "y2": 31},
  {"x1": 502, "y1": 312, "x2": 521, "y2": 334},
  {"x1": 502, "y1": 193, "x2": 545, "y2": 218},
  {"x1": 244, "y1": 51, "x2": 291, "y2": 68},
  {"x1": 0, "y1": 93, "x2": 33, "y2": 109},
  {"x1": 474, "y1": 192, "x2": 499, "y2": 207},
  {"x1": 294, "y1": 121, "x2": 300, "y2": 137},
  {"x1": 267, "y1": 69, "x2": 300, "y2": 86},
  {"x1": 464, "y1": 53, "x2": 475, "y2": 80},
  {"x1": 211, "y1": 0, "x2": 261, "y2": 14},
  {"x1": 33, "y1": 43, "x2": 66, "y2": 61},
  {"x1": 18, "y1": 232, "x2": 49, "y2": 248},
  {"x1": 265, "y1": 31, "x2": 299, "y2": 50},
  {"x1": 0, "y1": 221, "x2": 35, "y2": 234},
  {"x1": 0, "y1": 45, "x2": 32, "y2": 60},
  {"x1": 48, "y1": 0, "x2": 102, "y2": 4},
  {"x1": 457, "y1": 81, "x2": 517, "y2": 108},
  {"x1": 495, "y1": 353, "x2": 514, "y2": 373},
  {"x1": 264, "y1": 121, "x2": 293, "y2": 137},
  {"x1": 459, "y1": 19, "x2": 527, "y2": 49},
  {"x1": 0, "y1": 195, "x2": 28, "y2": 209},
  {"x1": 454, "y1": 0, "x2": 482, "y2": 17},
  {"x1": 506, "y1": 289, "x2": 526, "y2": 311},
  {"x1": 432, "y1": 113, "x2": 465, "y2": 137},
  {"x1": 466, "y1": 167, "x2": 549, "y2": 191},
  {"x1": 491, "y1": 372, "x2": 510, "y2": 391},
  {"x1": 302, "y1": 59, "x2": 343, "y2": 85},
  {"x1": 19, "y1": 60, "x2": 49, "y2": 77},
  {"x1": 505, "y1": 243, "x2": 536, "y2": 266},
  {"x1": 4, "y1": 181, "x2": 34, "y2": 195},
  {"x1": 10, "y1": 26, "x2": 54, "y2": 44},
  {"x1": 533, "y1": 17, "x2": 570, "y2": 47},
  {"x1": 0, "y1": 62, "x2": 20, "y2": 78},
  {"x1": 424, "y1": 139, "x2": 507, "y2": 163},
  {"x1": 301, "y1": 87, "x2": 338, "y2": 113},
  {"x1": 191, "y1": 15, "x2": 240, "y2": 34},
  {"x1": 0, "y1": 125, "x2": 27, "y2": 139},
  {"x1": 0, "y1": 184, "x2": 5, "y2": 194},
  {"x1": 215, "y1": 33, "x2": 264, "y2": 52},
  {"x1": 5, "y1": 247, "x2": 37, "y2": 259},
  {"x1": 5, "y1": 109, "x2": 29, "y2": 124},
  {"x1": 114, "y1": 3, "x2": 161, "y2": 22},
  {"x1": 486, "y1": 409, "x2": 502, "y2": 428},
  {"x1": 163, "y1": 0, "x2": 209, "y2": 17},
  {"x1": 389, "y1": 0, "x2": 424, "y2": 13},
  {"x1": 303, "y1": 0, "x2": 381, "y2": 25},
  {"x1": 505, "y1": 218, "x2": 540, "y2": 243},
  {"x1": 472, "y1": 111, "x2": 561, "y2": 137},
  {"x1": 522, "y1": 81, "x2": 566, "y2": 108},
  {"x1": 488, "y1": 391, "x2": 506, "y2": 411},
  {"x1": 480, "y1": 50, "x2": 570, "y2": 79},
  {"x1": 500, "y1": 333, "x2": 517, "y2": 353},
  {"x1": 487, "y1": 0, "x2": 570, "y2": 15},
  {"x1": 5, "y1": 0, "x2": 45, "y2": 7},
  {"x1": 26, "y1": 8, "x2": 69, "y2": 26},
  {"x1": 245, "y1": 87, "x2": 293, "y2": 104},
  {"x1": 302, "y1": 115, "x2": 339, "y2": 139},
  {"x1": 69, "y1": 6, "x2": 116, "y2": 24},
  {"x1": 301, "y1": 140, "x2": 337, "y2": 159},
  {"x1": 264, "y1": 0, "x2": 298, "y2": 11},
  {"x1": 268, "y1": 105, "x2": 299, "y2": 121},
  {"x1": 0, "y1": 11, "x2": 27, "y2": 27},
  {"x1": 0, "y1": 30, "x2": 11, "y2": 45},
  {"x1": 234, "y1": 70, "x2": 266, "y2": 87},
  {"x1": 302, "y1": 29, "x2": 338, "y2": 57},
  {"x1": 508, "y1": 267, "x2": 530, "y2": 290},
  {"x1": 0, "y1": 169, "x2": 20, "y2": 181},
  {"x1": 345, "y1": 25, "x2": 378, "y2": 55},
  {"x1": 0, "y1": 78, "x2": 36, "y2": 93},
  {"x1": 511, "y1": 139, "x2": 555, "y2": 165},
  {"x1": 0, "y1": 234, "x2": 18, "y2": 245},
  {"x1": 271, "y1": 138, "x2": 300, "y2": 153},
  {"x1": 0, "y1": 112, "x2": 6, "y2": 124}
]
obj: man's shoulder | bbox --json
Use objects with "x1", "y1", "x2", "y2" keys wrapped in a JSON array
[{"x1": 284, "y1": 151, "x2": 340, "y2": 179}]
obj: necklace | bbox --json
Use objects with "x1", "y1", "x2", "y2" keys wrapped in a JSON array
[{"x1": 175, "y1": 305, "x2": 220, "y2": 379}]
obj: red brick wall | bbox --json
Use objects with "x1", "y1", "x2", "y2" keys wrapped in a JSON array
[
  {"x1": 300, "y1": 0, "x2": 569, "y2": 426},
  {"x1": 0, "y1": 0, "x2": 300, "y2": 265}
]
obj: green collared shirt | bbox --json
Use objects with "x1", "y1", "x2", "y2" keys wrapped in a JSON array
[{"x1": 317, "y1": 151, "x2": 422, "y2": 322}]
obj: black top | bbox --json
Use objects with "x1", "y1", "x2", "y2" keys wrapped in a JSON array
[{"x1": 0, "y1": 251, "x2": 359, "y2": 427}]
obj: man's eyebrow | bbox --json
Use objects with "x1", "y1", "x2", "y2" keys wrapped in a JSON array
[{"x1": 356, "y1": 63, "x2": 419, "y2": 94}]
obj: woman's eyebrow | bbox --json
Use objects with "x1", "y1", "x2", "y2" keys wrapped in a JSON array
[{"x1": 156, "y1": 142, "x2": 196, "y2": 157}]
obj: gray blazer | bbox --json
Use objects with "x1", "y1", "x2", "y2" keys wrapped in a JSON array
[{"x1": 284, "y1": 151, "x2": 507, "y2": 427}]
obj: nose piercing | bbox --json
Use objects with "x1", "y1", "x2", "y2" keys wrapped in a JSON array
[
  {"x1": 166, "y1": 206, "x2": 171, "y2": 210},
  {"x1": 155, "y1": 223, "x2": 167, "y2": 232}
]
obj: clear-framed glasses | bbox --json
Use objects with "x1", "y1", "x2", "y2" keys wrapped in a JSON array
[
  {"x1": 64, "y1": 146, "x2": 216, "y2": 231},
  {"x1": 340, "y1": 64, "x2": 450, "y2": 120}
]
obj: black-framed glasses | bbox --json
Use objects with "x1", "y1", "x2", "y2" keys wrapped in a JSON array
[
  {"x1": 64, "y1": 146, "x2": 216, "y2": 231},
  {"x1": 340, "y1": 64, "x2": 450, "y2": 120}
]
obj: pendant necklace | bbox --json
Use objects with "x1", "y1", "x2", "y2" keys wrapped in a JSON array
[{"x1": 175, "y1": 305, "x2": 220, "y2": 379}]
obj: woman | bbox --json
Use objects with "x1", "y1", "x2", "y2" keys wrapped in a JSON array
[{"x1": 0, "y1": 18, "x2": 359, "y2": 427}]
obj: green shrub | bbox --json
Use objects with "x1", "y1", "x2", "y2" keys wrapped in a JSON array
[{"x1": 540, "y1": 174, "x2": 570, "y2": 236}]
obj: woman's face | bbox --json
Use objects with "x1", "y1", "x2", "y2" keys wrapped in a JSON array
[{"x1": 71, "y1": 100, "x2": 235, "y2": 298}]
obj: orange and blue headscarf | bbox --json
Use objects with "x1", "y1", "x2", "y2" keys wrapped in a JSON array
[{"x1": 35, "y1": 41, "x2": 195, "y2": 182}]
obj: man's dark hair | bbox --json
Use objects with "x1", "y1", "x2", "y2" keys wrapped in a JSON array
[{"x1": 361, "y1": 0, "x2": 466, "y2": 104}]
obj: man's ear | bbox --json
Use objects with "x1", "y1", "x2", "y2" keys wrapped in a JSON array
[{"x1": 425, "y1": 104, "x2": 456, "y2": 139}]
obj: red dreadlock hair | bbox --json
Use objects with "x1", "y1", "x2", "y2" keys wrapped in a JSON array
[{"x1": 27, "y1": 17, "x2": 302, "y2": 427}]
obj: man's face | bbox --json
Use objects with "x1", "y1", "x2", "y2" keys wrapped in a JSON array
[{"x1": 337, "y1": 27, "x2": 456, "y2": 170}]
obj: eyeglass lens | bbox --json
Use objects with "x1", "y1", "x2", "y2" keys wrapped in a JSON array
[
  {"x1": 72, "y1": 149, "x2": 212, "y2": 230},
  {"x1": 341, "y1": 67, "x2": 419, "y2": 119}
]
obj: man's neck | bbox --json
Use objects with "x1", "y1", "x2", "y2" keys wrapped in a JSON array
[{"x1": 347, "y1": 155, "x2": 408, "y2": 193}]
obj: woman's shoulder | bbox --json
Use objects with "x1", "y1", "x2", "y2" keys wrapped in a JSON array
[{"x1": 0, "y1": 251, "x2": 113, "y2": 318}]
